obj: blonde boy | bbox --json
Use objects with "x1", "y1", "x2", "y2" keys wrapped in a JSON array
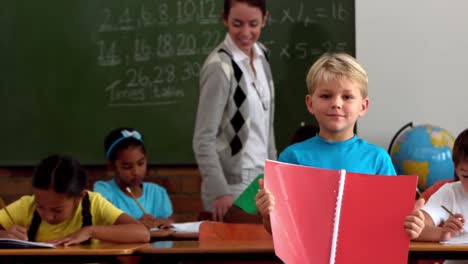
[{"x1": 255, "y1": 53, "x2": 425, "y2": 238}]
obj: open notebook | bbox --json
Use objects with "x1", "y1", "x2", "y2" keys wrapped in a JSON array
[
  {"x1": 150, "y1": 221, "x2": 203, "y2": 233},
  {"x1": 440, "y1": 233, "x2": 468, "y2": 244},
  {"x1": 0, "y1": 238, "x2": 55, "y2": 249},
  {"x1": 265, "y1": 160, "x2": 418, "y2": 264}
]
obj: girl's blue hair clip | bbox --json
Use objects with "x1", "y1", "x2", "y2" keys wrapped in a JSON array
[{"x1": 106, "y1": 130, "x2": 144, "y2": 160}]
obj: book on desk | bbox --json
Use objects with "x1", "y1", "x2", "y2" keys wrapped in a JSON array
[
  {"x1": 150, "y1": 221, "x2": 203, "y2": 233},
  {"x1": 0, "y1": 238, "x2": 55, "y2": 249},
  {"x1": 440, "y1": 233, "x2": 468, "y2": 245}
]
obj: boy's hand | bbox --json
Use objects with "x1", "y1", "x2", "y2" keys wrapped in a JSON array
[
  {"x1": 404, "y1": 198, "x2": 425, "y2": 239},
  {"x1": 48, "y1": 226, "x2": 93, "y2": 246},
  {"x1": 441, "y1": 214, "x2": 465, "y2": 241},
  {"x1": 0, "y1": 225, "x2": 28, "y2": 240},
  {"x1": 255, "y1": 179, "x2": 275, "y2": 217},
  {"x1": 212, "y1": 195, "x2": 233, "y2": 222}
]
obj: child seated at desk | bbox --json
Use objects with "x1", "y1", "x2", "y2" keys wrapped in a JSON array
[
  {"x1": 415, "y1": 128, "x2": 468, "y2": 264},
  {"x1": 94, "y1": 128, "x2": 173, "y2": 229},
  {"x1": 0, "y1": 154, "x2": 149, "y2": 245}
]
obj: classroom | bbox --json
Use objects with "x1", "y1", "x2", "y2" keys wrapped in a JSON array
[{"x1": 1, "y1": 0, "x2": 468, "y2": 263}]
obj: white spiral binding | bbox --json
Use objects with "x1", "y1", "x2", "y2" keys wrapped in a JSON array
[{"x1": 329, "y1": 169, "x2": 346, "y2": 264}]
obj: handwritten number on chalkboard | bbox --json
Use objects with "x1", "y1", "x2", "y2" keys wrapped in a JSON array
[
  {"x1": 140, "y1": 5, "x2": 155, "y2": 26},
  {"x1": 100, "y1": 8, "x2": 112, "y2": 32},
  {"x1": 331, "y1": 2, "x2": 349, "y2": 21},
  {"x1": 181, "y1": 62, "x2": 201, "y2": 81},
  {"x1": 201, "y1": 31, "x2": 220, "y2": 54},
  {"x1": 157, "y1": 34, "x2": 173, "y2": 57},
  {"x1": 166, "y1": 65, "x2": 176, "y2": 83},
  {"x1": 119, "y1": 8, "x2": 134, "y2": 31},
  {"x1": 126, "y1": 69, "x2": 139, "y2": 88},
  {"x1": 134, "y1": 38, "x2": 151, "y2": 62},
  {"x1": 176, "y1": 34, "x2": 196, "y2": 56},
  {"x1": 159, "y1": 3, "x2": 169, "y2": 22},
  {"x1": 98, "y1": 40, "x2": 121, "y2": 66}
]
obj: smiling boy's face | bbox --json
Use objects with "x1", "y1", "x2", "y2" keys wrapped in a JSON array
[
  {"x1": 305, "y1": 78, "x2": 368, "y2": 142},
  {"x1": 456, "y1": 160, "x2": 468, "y2": 192}
]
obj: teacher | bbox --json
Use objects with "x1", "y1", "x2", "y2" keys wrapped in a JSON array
[{"x1": 193, "y1": 0, "x2": 276, "y2": 221}]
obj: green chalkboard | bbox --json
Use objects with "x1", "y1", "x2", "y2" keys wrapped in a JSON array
[{"x1": 1, "y1": 0, "x2": 354, "y2": 165}]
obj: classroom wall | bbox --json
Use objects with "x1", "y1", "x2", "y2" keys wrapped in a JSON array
[{"x1": 356, "y1": 0, "x2": 468, "y2": 149}]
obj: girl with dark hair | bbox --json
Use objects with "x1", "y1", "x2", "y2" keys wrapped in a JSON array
[
  {"x1": 94, "y1": 128, "x2": 173, "y2": 229},
  {"x1": 0, "y1": 155, "x2": 149, "y2": 245}
]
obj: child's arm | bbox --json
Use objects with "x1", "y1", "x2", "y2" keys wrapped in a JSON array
[
  {"x1": 255, "y1": 179, "x2": 275, "y2": 234},
  {"x1": 139, "y1": 189, "x2": 174, "y2": 229},
  {"x1": 0, "y1": 197, "x2": 29, "y2": 240},
  {"x1": 49, "y1": 213, "x2": 150, "y2": 246},
  {"x1": 416, "y1": 211, "x2": 465, "y2": 242},
  {"x1": 0, "y1": 224, "x2": 28, "y2": 240},
  {"x1": 414, "y1": 210, "x2": 444, "y2": 241}
]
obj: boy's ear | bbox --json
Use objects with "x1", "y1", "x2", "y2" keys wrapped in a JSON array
[
  {"x1": 305, "y1": 94, "x2": 314, "y2": 115},
  {"x1": 359, "y1": 97, "x2": 369, "y2": 117}
]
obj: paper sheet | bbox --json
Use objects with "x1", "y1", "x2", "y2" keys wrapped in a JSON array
[
  {"x1": 0, "y1": 238, "x2": 55, "y2": 248},
  {"x1": 440, "y1": 233, "x2": 468, "y2": 244},
  {"x1": 150, "y1": 221, "x2": 203, "y2": 233}
]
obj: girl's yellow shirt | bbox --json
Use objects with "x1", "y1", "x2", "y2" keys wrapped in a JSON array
[{"x1": 0, "y1": 191, "x2": 123, "y2": 242}]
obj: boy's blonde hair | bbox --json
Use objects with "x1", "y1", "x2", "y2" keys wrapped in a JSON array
[{"x1": 306, "y1": 53, "x2": 368, "y2": 98}]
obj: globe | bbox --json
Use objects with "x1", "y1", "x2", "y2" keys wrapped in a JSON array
[{"x1": 390, "y1": 124, "x2": 455, "y2": 191}]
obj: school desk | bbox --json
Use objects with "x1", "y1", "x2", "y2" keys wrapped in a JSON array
[
  {"x1": 150, "y1": 229, "x2": 199, "y2": 241},
  {"x1": 0, "y1": 241, "x2": 147, "y2": 263},
  {"x1": 137, "y1": 240, "x2": 280, "y2": 262},
  {"x1": 409, "y1": 241, "x2": 468, "y2": 260}
]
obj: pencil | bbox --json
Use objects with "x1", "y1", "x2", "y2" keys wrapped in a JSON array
[
  {"x1": 125, "y1": 187, "x2": 148, "y2": 215},
  {"x1": 416, "y1": 189, "x2": 425, "y2": 200},
  {"x1": 441, "y1": 205, "x2": 455, "y2": 217},
  {"x1": 0, "y1": 197, "x2": 15, "y2": 225},
  {"x1": 441, "y1": 205, "x2": 465, "y2": 223}
]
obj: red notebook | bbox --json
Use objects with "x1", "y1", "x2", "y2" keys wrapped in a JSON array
[{"x1": 264, "y1": 160, "x2": 417, "y2": 264}]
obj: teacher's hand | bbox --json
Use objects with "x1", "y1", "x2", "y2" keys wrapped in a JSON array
[{"x1": 212, "y1": 195, "x2": 233, "y2": 221}]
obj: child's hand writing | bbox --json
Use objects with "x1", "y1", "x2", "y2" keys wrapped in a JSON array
[
  {"x1": 255, "y1": 179, "x2": 275, "y2": 217},
  {"x1": 0, "y1": 225, "x2": 28, "y2": 240},
  {"x1": 139, "y1": 214, "x2": 174, "y2": 229},
  {"x1": 441, "y1": 214, "x2": 465, "y2": 241},
  {"x1": 404, "y1": 198, "x2": 425, "y2": 239},
  {"x1": 154, "y1": 218, "x2": 174, "y2": 230},
  {"x1": 48, "y1": 226, "x2": 93, "y2": 246},
  {"x1": 139, "y1": 214, "x2": 158, "y2": 229}
]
